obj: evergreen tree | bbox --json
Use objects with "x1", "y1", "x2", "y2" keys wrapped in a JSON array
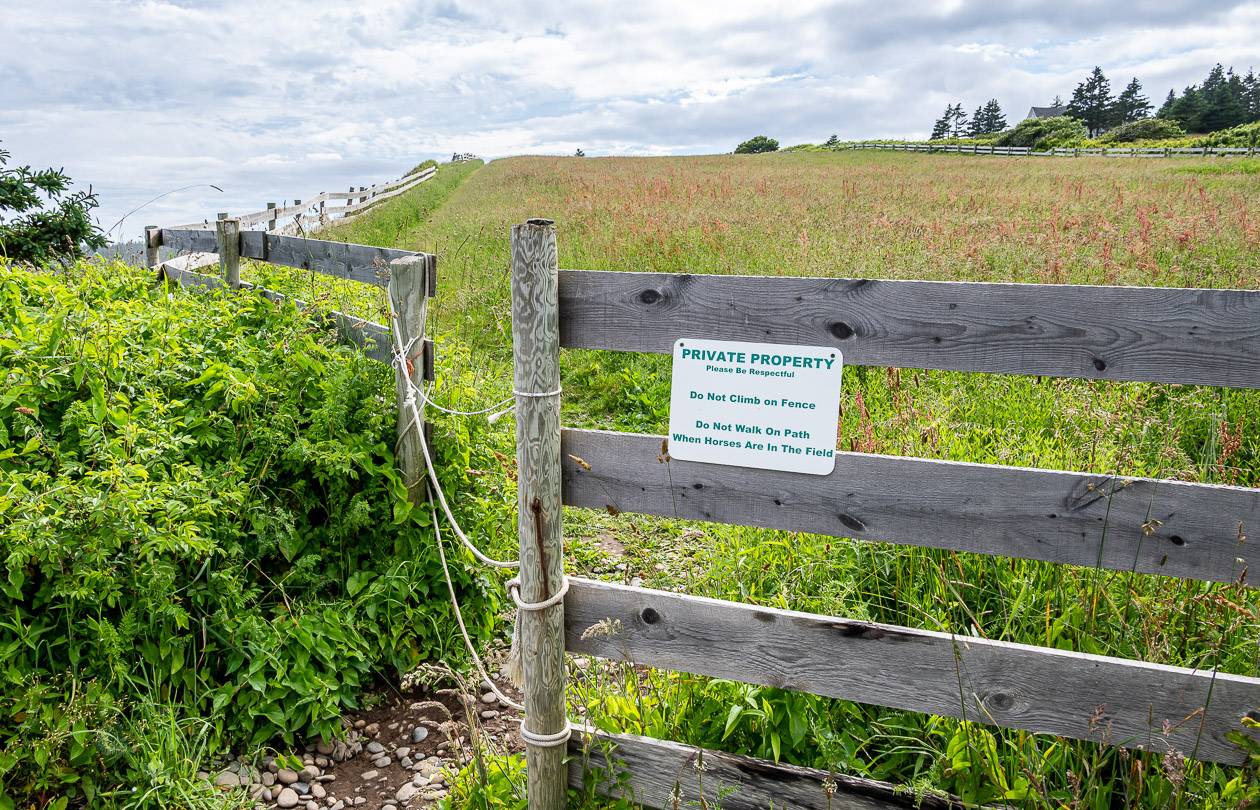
[
  {"x1": 1243, "y1": 69, "x2": 1260, "y2": 121},
  {"x1": 0, "y1": 143, "x2": 107, "y2": 265},
  {"x1": 824, "y1": 134, "x2": 840, "y2": 147},
  {"x1": 1156, "y1": 89, "x2": 1177, "y2": 119},
  {"x1": 1167, "y1": 85, "x2": 1207, "y2": 132},
  {"x1": 930, "y1": 106, "x2": 953, "y2": 140},
  {"x1": 968, "y1": 104, "x2": 985, "y2": 136},
  {"x1": 1066, "y1": 66, "x2": 1115, "y2": 135},
  {"x1": 1051, "y1": 95, "x2": 1064, "y2": 107},
  {"x1": 1199, "y1": 64, "x2": 1243, "y2": 131},
  {"x1": 981, "y1": 99, "x2": 1007, "y2": 133},
  {"x1": 949, "y1": 104, "x2": 969, "y2": 138},
  {"x1": 1112, "y1": 77, "x2": 1152, "y2": 123}
]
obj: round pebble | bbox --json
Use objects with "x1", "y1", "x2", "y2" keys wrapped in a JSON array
[{"x1": 276, "y1": 787, "x2": 299, "y2": 809}]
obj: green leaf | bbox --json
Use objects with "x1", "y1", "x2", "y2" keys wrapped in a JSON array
[{"x1": 722, "y1": 704, "x2": 743, "y2": 740}]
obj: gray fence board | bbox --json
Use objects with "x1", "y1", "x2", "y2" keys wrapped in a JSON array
[
  {"x1": 566, "y1": 578, "x2": 1260, "y2": 764},
  {"x1": 159, "y1": 229, "x2": 423, "y2": 288},
  {"x1": 557, "y1": 270, "x2": 1260, "y2": 388},
  {"x1": 568, "y1": 729, "x2": 961, "y2": 809},
  {"x1": 560, "y1": 428, "x2": 1258, "y2": 586}
]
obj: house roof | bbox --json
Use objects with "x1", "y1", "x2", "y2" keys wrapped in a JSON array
[{"x1": 1027, "y1": 105, "x2": 1068, "y2": 119}]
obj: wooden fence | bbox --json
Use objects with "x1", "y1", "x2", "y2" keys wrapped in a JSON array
[
  {"x1": 842, "y1": 142, "x2": 1256, "y2": 158},
  {"x1": 169, "y1": 165, "x2": 437, "y2": 235},
  {"x1": 145, "y1": 225, "x2": 437, "y2": 498},
  {"x1": 506, "y1": 220, "x2": 1260, "y2": 809}
]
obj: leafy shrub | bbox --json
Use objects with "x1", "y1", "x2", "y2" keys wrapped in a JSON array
[
  {"x1": 734, "y1": 135, "x2": 779, "y2": 154},
  {"x1": 1197, "y1": 121, "x2": 1260, "y2": 148},
  {"x1": 1100, "y1": 118, "x2": 1187, "y2": 143},
  {"x1": 0, "y1": 143, "x2": 107, "y2": 265},
  {"x1": 406, "y1": 159, "x2": 439, "y2": 176},
  {"x1": 993, "y1": 116, "x2": 1088, "y2": 150},
  {"x1": 0, "y1": 260, "x2": 493, "y2": 805}
]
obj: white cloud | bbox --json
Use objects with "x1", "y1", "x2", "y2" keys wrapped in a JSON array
[{"x1": 2, "y1": 0, "x2": 1256, "y2": 240}]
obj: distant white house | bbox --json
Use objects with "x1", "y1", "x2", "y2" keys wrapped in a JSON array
[{"x1": 1025, "y1": 105, "x2": 1068, "y2": 120}]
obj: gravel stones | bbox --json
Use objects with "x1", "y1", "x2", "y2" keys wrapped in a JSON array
[
  {"x1": 277, "y1": 767, "x2": 300, "y2": 785},
  {"x1": 410, "y1": 726, "x2": 428, "y2": 743},
  {"x1": 365, "y1": 741, "x2": 385, "y2": 755},
  {"x1": 213, "y1": 770, "x2": 240, "y2": 789},
  {"x1": 276, "y1": 787, "x2": 300, "y2": 808},
  {"x1": 396, "y1": 782, "x2": 420, "y2": 802}
]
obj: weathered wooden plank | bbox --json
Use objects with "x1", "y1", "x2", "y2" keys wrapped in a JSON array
[
  {"x1": 158, "y1": 258, "x2": 392, "y2": 364},
  {"x1": 160, "y1": 228, "x2": 218, "y2": 253},
  {"x1": 568, "y1": 729, "x2": 961, "y2": 809},
  {"x1": 566, "y1": 578, "x2": 1260, "y2": 764},
  {"x1": 157, "y1": 253, "x2": 220, "y2": 286},
  {"x1": 160, "y1": 229, "x2": 422, "y2": 287},
  {"x1": 557, "y1": 270, "x2": 1260, "y2": 388},
  {"x1": 237, "y1": 232, "x2": 418, "y2": 287},
  {"x1": 561, "y1": 429, "x2": 1257, "y2": 586}
]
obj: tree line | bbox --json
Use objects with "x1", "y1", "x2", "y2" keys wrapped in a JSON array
[
  {"x1": 929, "y1": 63, "x2": 1260, "y2": 140},
  {"x1": 930, "y1": 100, "x2": 1008, "y2": 139}
]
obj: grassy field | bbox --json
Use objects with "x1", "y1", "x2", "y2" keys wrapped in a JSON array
[{"x1": 254, "y1": 151, "x2": 1260, "y2": 807}]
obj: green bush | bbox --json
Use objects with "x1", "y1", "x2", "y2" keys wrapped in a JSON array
[
  {"x1": 993, "y1": 116, "x2": 1089, "y2": 150},
  {"x1": 0, "y1": 260, "x2": 494, "y2": 805},
  {"x1": 406, "y1": 159, "x2": 439, "y2": 176},
  {"x1": 1100, "y1": 118, "x2": 1187, "y2": 143},
  {"x1": 1197, "y1": 121, "x2": 1260, "y2": 148}
]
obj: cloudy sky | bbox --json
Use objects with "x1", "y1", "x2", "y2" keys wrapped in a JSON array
[{"x1": 3, "y1": 0, "x2": 1257, "y2": 241}]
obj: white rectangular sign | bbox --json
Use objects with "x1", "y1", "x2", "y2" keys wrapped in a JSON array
[{"x1": 667, "y1": 338, "x2": 843, "y2": 475}]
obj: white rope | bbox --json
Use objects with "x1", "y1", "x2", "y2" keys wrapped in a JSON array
[
  {"x1": 519, "y1": 720, "x2": 573, "y2": 747},
  {"x1": 388, "y1": 304, "x2": 519, "y2": 570},
  {"x1": 506, "y1": 575, "x2": 570, "y2": 611},
  {"x1": 429, "y1": 500, "x2": 525, "y2": 712},
  {"x1": 388, "y1": 296, "x2": 576, "y2": 749}
]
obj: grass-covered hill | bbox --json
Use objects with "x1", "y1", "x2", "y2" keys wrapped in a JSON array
[
  {"x1": 4, "y1": 150, "x2": 1259, "y2": 808},
  {"x1": 262, "y1": 150, "x2": 1259, "y2": 808}
]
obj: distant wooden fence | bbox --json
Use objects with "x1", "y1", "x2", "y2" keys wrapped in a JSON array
[
  {"x1": 169, "y1": 165, "x2": 437, "y2": 235},
  {"x1": 505, "y1": 220, "x2": 1260, "y2": 809},
  {"x1": 843, "y1": 142, "x2": 1256, "y2": 158}
]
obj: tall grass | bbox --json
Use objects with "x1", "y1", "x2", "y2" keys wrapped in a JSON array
[{"x1": 256, "y1": 151, "x2": 1260, "y2": 806}]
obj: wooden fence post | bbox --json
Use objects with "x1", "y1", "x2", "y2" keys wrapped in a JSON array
[
  {"x1": 267, "y1": 202, "x2": 277, "y2": 231},
  {"x1": 510, "y1": 219, "x2": 566, "y2": 810},
  {"x1": 215, "y1": 214, "x2": 241, "y2": 289},
  {"x1": 144, "y1": 225, "x2": 160, "y2": 271},
  {"x1": 389, "y1": 255, "x2": 430, "y2": 504}
]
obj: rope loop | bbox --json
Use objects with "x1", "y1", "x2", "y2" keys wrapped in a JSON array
[
  {"x1": 506, "y1": 575, "x2": 569, "y2": 611},
  {"x1": 519, "y1": 719, "x2": 573, "y2": 748}
]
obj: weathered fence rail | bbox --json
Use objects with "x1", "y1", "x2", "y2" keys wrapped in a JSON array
[
  {"x1": 171, "y1": 165, "x2": 436, "y2": 234},
  {"x1": 146, "y1": 217, "x2": 438, "y2": 509},
  {"x1": 504, "y1": 220, "x2": 1260, "y2": 808},
  {"x1": 841, "y1": 142, "x2": 1256, "y2": 158}
]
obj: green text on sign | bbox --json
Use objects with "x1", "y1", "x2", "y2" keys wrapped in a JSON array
[{"x1": 668, "y1": 338, "x2": 844, "y2": 474}]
